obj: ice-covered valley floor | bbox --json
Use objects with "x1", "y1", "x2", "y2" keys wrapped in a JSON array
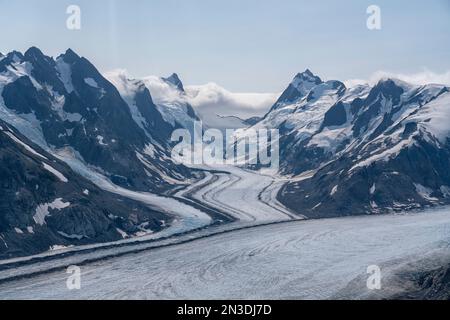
[
  {"x1": 175, "y1": 165, "x2": 299, "y2": 222},
  {"x1": 0, "y1": 164, "x2": 301, "y2": 283},
  {"x1": 1, "y1": 207, "x2": 450, "y2": 299}
]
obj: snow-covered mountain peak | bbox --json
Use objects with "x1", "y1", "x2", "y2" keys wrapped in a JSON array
[
  {"x1": 289, "y1": 70, "x2": 323, "y2": 95},
  {"x1": 292, "y1": 69, "x2": 322, "y2": 88},
  {"x1": 139, "y1": 75, "x2": 198, "y2": 128},
  {"x1": 163, "y1": 73, "x2": 185, "y2": 92},
  {"x1": 270, "y1": 70, "x2": 324, "y2": 110},
  {"x1": 105, "y1": 70, "x2": 199, "y2": 139}
]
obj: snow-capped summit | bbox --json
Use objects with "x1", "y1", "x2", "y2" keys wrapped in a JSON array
[
  {"x1": 292, "y1": 69, "x2": 322, "y2": 87},
  {"x1": 105, "y1": 69, "x2": 191, "y2": 142},
  {"x1": 163, "y1": 73, "x2": 185, "y2": 92},
  {"x1": 271, "y1": 69, "x2": 323, "y2": 110},
  {"x1": 138, "y1": 74, "x2": 199, "y2": 131}
]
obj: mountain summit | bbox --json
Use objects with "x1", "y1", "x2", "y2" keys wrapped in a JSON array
[
  {"x1": 163, "y1": 73, "x2": 185, "y2": 92},
  {"x1": 271, "y1": 69, "x2": 323, "y2": 110}
]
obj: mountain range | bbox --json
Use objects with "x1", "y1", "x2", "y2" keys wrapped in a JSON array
[
  {"x1": 1, "y1": 47, "x2": 450, "y2": 258},
  {"x1": 241, "y1": 70, "x2": 450, "y2": 218}
]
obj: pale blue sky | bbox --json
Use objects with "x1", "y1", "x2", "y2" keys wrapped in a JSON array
[{"x1": 1, "y1": 0, "x2": 450, "y2": 91}]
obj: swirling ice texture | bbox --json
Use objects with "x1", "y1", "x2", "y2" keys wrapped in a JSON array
[{"x1": 1, "y1": 207, "x2": 450, "y2": 300}]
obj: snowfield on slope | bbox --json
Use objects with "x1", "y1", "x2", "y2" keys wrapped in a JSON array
[{"x1": 1, "y1": 208, "x2": 450, "y2": 299}]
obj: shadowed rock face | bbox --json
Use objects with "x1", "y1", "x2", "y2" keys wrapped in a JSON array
[
  {"x1": 0, "y1": 120, "x2": 169, "y2": 259},
  {"x1": 321, "y1": 102, "x2": 347, "y2": 128}
]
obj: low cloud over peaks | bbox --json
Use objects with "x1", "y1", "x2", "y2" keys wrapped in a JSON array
[
  {"x1": 185, "y1": 83, "x2": 279, "y2": 120},
  {"x1": 345, "y1": 69, "x2": 450, "y2": 88}
]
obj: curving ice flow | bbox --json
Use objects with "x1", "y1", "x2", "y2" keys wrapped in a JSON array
[
  {"x1": 176, "y1": 165, "x2": 300, "y2": 222},
  {"x1": 2, "y1": 207, "x2": 450, "y2": 299}
]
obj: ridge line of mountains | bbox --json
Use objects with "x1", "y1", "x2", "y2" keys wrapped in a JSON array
[{"x1": 1, "y1": 47, "x2": 450, "y2": 258}]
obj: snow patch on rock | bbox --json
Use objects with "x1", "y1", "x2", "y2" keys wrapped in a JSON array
[
  {"x1": 42, "y1": 163, "x2": 68, "y2": 182},
  {"x1": 414, "y1": 183, "x2": 438, "y2": 202},
  {"x1": 34, "y1": 198, "x2": 71, "y2": 226}
]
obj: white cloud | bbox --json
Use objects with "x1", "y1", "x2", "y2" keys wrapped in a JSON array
[
  {"x1": 185, "y1": 83, "x2": 279, "y2": 120},
  {"x1": 105, "y1": 69, "x2": 278, "y2": 121},
  {"x1": 345, "y1": 69, "x2": 450, "y2": 88}
]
